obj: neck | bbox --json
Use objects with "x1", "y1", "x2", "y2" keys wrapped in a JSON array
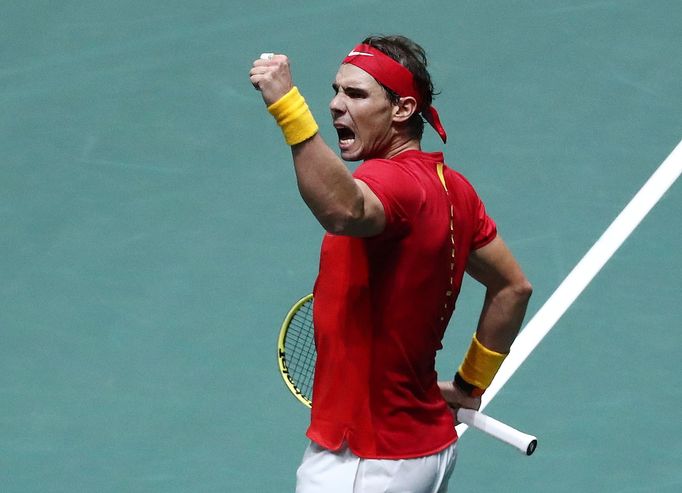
[{"x1": 381, "y1": 136, "x2": 421, "y2": 159}]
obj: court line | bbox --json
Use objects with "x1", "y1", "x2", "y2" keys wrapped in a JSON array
[{"x1": 456, "y1": 138, "x2": 682, "y2": 436}]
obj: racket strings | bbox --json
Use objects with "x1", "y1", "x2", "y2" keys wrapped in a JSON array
[{"x1": 284, "y1": 300, "x2": 316, "y2": 400}]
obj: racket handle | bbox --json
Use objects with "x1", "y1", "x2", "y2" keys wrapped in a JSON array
[{"x1": 457, "y1": 408, "x2": 538, "y2": 456}]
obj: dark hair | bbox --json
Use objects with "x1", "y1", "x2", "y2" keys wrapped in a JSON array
[{"x1": 361, "y1": 35, "x2": 436, "y2": 140}]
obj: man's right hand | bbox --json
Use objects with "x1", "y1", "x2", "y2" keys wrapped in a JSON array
[{"x1": 249, "y1": 54, "x2": 294, "y2": 106}]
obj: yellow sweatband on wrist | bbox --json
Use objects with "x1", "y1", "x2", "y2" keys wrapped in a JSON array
[
  {"x1": 457, "y1": 333, "x2": 508, "y2": 391},
  {"x1": 267, "y1": 86, "x2": 319, "y2": 146}
]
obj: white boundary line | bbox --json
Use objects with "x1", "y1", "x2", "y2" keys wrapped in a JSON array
[{"x1": 457, "y1": 138, "x2": 682, "y2": 436}]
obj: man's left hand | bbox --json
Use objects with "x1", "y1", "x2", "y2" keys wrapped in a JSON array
[{"x1": 438, "y1": 380, "x2": 482, "y2": 424}]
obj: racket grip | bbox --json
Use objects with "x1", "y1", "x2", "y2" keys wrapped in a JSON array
[{"x1": 457, "y1": 408, "x2": 538, "y2": 456}]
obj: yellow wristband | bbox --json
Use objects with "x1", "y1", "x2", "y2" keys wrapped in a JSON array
[
  {"x1": 267, "y1": 86, "x2": 319, "y2": 146},
  {"x1": 457, "y1": 333, "x2": 508, "y2": 390}
]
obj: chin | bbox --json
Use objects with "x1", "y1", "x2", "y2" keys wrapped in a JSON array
[
  {"x1": 339, "y1": 147, "x2": 364, "y2": 162},
  {"x1": 341, "y1": 152, "x2": 363, "y2": 162}
]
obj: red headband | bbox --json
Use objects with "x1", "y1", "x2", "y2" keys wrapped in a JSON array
[{"x1": 342, "y1": 44, "x2": 447, "y2": 143}]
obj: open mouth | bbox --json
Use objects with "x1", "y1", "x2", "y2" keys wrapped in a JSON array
[{"x1": 335, "y1": 126, "x2": 356, "y2": 148}]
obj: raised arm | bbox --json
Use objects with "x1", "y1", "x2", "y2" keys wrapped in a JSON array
[
  {"x1": 291, "y1": 135, "x2": 385, "y2": 236},
  {"x1": 249, "y1": 54, "x2": 384, "y2": 236}
]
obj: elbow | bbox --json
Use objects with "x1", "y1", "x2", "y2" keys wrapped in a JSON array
[
  {"x1": 513, "y1": 278, "x2": 533, "y2": 303},
  {"x1": 318, "y1": 212, "x2": 346, "y2": 234},
  {"x1": 318, "y1": 194, "x2": 365, "y2": 235},
  {"x1": 320, "y1": 206, "x2": 364, "y2": 235},
  {"x1": 487, "y1": 277, "x2": 532, "y2": 312}
]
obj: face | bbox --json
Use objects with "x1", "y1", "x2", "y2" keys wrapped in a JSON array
[{"x1": 329, "y1": 64, "x2": 396, "y2": 161}]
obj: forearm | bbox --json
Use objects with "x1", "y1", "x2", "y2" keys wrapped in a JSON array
[
  {"x1": 474, "y1": 282, "x2": 532, "y2": 353},
  {"x1": 455, "y1": 237, "x2": 532, "y2": 395},
  {"x1": 453, "y1": 285, "x2": 530, "y2": 397},
  {"x1": 291, "y1": 134, "x2": 365, "y2": 234}
]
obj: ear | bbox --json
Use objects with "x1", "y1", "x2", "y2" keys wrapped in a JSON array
[{"x1": 392, "y1": 96, "x2": 418, "y2": 123}]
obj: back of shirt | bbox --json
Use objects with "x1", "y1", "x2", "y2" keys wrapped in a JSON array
[{"x1": 309, "y1": 149, "x2": 497, "y2": 459}]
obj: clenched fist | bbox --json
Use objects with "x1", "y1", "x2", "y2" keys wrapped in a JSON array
[{"x1": 249, "y1": 53, "x2": 294, "y2": 106}]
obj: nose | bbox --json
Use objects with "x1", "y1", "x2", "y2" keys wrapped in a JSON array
[{"x1": 329, "y1": 92, "x2": 345, "y2": 117}]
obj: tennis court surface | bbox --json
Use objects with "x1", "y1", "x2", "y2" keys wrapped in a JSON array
[{"x1": 2, "y1": 1, "x2": 680, "y2": 491}]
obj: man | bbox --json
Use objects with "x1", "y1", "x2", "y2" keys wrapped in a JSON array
[{"x1": 250, "y1": 35, "x2": 532, "y2": 492}]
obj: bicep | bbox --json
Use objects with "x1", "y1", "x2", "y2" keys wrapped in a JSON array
[
  {"x1": 466, "y1": 236, "x2": 527, "y2": 290},
  {"x1": 341, "y1": 179, "x2": 385, "y2": 237}
]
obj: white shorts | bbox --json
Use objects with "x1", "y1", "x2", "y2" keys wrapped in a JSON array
[{"x1": 295, "y1": 441, "x2": 458, "y2": 493}]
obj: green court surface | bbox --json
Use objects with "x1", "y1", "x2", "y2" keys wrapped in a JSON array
[{"x1": 2, "y1": 1, "x2": 680, "y2": 491}]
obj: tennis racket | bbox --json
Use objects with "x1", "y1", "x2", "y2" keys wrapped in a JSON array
[{"x1": 277, "y1": 294, "x2": 538, "y2": 456}]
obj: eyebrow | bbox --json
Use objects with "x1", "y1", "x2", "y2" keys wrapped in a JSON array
[{"x1": 332, "y1": 82, "x2": 369, "y2": 97}]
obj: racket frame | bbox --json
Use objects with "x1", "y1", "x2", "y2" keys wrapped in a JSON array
[{"x1": 277, "y1": 294, "x2": 314, "y2": 408}]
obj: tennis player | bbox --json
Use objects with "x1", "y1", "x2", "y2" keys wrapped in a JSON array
[{"x1": 250, "y1": 35, "x2": 532, "y2": 492}]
